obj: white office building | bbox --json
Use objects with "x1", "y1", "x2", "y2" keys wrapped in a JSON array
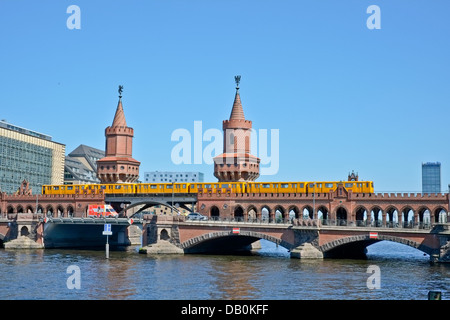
[{"x1": 144, "y1": 171, "x2": 204, "y2": 183}]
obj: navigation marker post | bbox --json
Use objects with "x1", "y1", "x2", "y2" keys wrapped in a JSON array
[{"x1": 103, "y1": 224, "x2": 112, "y2": 259}]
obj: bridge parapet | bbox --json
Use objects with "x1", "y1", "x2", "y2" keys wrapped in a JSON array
[{"x1": 350, "y1": 192, "x2": 449, "y2": 200}]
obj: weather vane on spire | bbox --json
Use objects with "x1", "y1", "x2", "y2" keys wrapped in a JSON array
[
  {"x1": 118, "y1": 85, "x2": 123, "y2": 99},
  {"x1": 234, "y1": 75, "x2": 241, "y2": 89}
]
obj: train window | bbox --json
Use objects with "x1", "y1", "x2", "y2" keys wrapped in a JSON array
[
  {"x1": 67, "y1": 186, "x2": 73, "y2": 190},
  {"x1": 345, "y1": 183, "x2": 353, "y2": 188},
  {"x1": 182, "y1": 184, "x2": 186, "y2": 188},
  {"x1": 325, "y1": 183, "x2": 333, "y2": 188},
  {"x1": 166, "y1": 185, "x2": 172, "y2": 189},
  {"x1": 222, "y1": 184, "x2": 228, "y2": 188},
  {"x1": 317, "y1": 183, "x2": 322, "y2": 188},
  {"x1": 292, "y1": 184, "x2": 296, "y2": 188},
  {"x1": 366, "y1": 183, "x2": 369, "y2": 187},
  {"x1": 214, "y1": 184, "x2": 219, "y2": 188},
  {"x1": 281, "y1": 184, "x2": 289, "y2": 188},
  {"x1": 232, "y1": 184, "x2": 236, "y2": 188},
  {"x1": 191, "y1": 185, "x2": 196, "y2": 189},
  {"x1": 262, "y1": 184, "x2": 270, "y2": 188},
  {"x1": 309, "y1": 183, "x2": 314, "y2": 188},
  {"x1": 100, "y1": 185, "x2": 106, "y2": 189},
  {"x1": 204, "y1": 184, "x2": 211, "y2": 188},
  {"x1": 115, "y1": 185, "x2": 122, "y2": 189},
  {"x1": 150, "y1": 185, "x2": 157, "y2": 189},
  {"x1": 53, "y1": 186, "x2": 59, "y2": 190},
  {"x1": 299, "y1": 183, "x2": 304, "y2": 188}
]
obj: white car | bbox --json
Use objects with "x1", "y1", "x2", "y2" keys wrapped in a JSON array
[{"x1": 186, "y1": 212, "x2": 207, "y2": 221}]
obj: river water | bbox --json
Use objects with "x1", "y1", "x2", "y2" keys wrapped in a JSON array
[{"x1": 0, "y1": 241, "x2": 448, "y2": 301}]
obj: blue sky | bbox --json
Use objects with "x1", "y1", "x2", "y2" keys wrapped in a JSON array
[{"x1": 1, "y1": 0, "x2": 449, "y2": 192}]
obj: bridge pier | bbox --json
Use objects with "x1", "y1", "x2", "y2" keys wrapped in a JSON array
[
  {"x1": 142, "y1": 215, "x2": 184, "y2": 254},
  {"x1": 435, "y1": 224, "x2": 450, "y2": 263},
  {"x1": 290, "y1": 243, "x2": 323, "y2": 259}
]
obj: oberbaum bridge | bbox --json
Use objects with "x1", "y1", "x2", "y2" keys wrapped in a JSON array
[{"x1": 1, "y1": 79, "x2": 450, "y2": 263}]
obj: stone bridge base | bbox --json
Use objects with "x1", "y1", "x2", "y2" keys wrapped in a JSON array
[
  {"x1": 290, "y1": 243, "x2": 323, "y2": 259},
  {"x1": 142, "y1": 217, "x2": 450, "y2": 263}
]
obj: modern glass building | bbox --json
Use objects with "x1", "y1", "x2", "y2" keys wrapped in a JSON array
[
  {"x1": 422, "y1": 162, "x2": 441, "y2": 193},
  {"x1": 0, "y1": 120, "x2": 65, "y2": 194}
]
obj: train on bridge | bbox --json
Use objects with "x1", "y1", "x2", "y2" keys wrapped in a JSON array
[{"x1": 42, "y1": 180, "x2": 374, "y2": 196}]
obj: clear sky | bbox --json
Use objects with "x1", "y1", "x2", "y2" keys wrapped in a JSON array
[{"x1": 1, "y1": 0, "x2": 449, "y2": 192}]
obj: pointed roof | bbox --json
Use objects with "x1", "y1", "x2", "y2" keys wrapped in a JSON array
[
  {"x1": 229, "y1": 87, "x2": 245, "y2": 121},
  {"x1": 111, "y1": 98, "x2": 127, "y2": 127}
]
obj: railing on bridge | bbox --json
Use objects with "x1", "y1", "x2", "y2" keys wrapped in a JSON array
[{"x1": 158, "y1": 214, "x2": 435, "y2": 229}]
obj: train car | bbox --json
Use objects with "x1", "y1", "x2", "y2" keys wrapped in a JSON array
[
  {"x1": 100, "y1": 183, "x2": 136, "y2": 194},
  {"x1": 135, "y1": 183, "x2": 191, "y2": 194}
]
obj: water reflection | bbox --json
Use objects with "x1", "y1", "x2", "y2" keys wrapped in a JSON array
[{"x1": 0, "y1": 240, "x2": 448, "y2": 300}]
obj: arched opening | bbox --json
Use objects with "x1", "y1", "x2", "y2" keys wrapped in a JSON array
[
  {"x1": 370, "y1": 207, "x2": 382, "y2": 227},
  {"x1": 302, "y1": 205, "x2": 313, "y2": 220},
  {"x1": 401, "y1": 207, "x2": 414, "y2": 228},
  {"x1": 67, "y1": 206, "x2": 74, "y2": 218},
  {"x1": 234, "y1": 206, "x2": 244, "y2": 222},
  {"x1": 17, "y1": 206, "x2": 24, "y2": 213},
  {"x1": 385, "y1": 207, "x2": 399, "y2": 228},
  {"x1": 46, "y1": 206, "x2": 54, "y2": 217},
  {"x1": 288, "y1": 206, "x2": 299, "y2": 220},
  {"x1": 274, "y1": 206, "x2": 285, "y2": 223},
  {"x1": 26, "y1": 205, "x2": 34, "y2": 213},
  {"x1": 36, "y1": 205, "x2": 44, "y2": 214},
  {"x1": 434, "y1": 207, "x2": 447, "y2": 223},
  {"x1": 57, "y1": 205, "x2": 64, "y2": 218},
  {"x1": 317, "y1": 206, "x2": 329, "y2": 222},
  {"x1": 160, "y1": 229, "x2": 170, "y2": 241},
  {"x1": 7, "y1": 206, "x2": 14, "y2": 214},
  {"x1": 355, "y1": 207, "x2": 368, "y2": 226},
  {"x1": 336, "y1": 207, "x2": 347, "y2": 225},
  {"x1": 210, "y1": 206, "x2": 220, "y2": 221},
  {"x1": 418, "y1": 207, "x2": 431, "y2": 228},
  {"x1": 247, "y1": 206, "x2": 258, "y2": 222},
  {"x1": 20, "y1": 226, "x2": 29, "y2": 237},
  {"x1": 261, "y1": 206, "x2": 270, "y2": 222}
]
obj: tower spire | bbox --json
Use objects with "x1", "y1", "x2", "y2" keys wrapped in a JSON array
[
  {"x1": 229, "y1": 75, "x2": 245, "y2": 121},
  {"x1": 213, "y1": 75, "x2": 260, "y2": 182},
  {"x1": 96, "y1": 85, "x2": 140, "y2": 183}
]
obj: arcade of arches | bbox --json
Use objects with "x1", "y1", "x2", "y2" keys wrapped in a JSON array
[{"x1": 205, "y1": 204, "x2": 448, "y2": 225}]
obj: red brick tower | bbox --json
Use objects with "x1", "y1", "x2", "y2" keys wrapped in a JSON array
[
  {"x1": 97, "y1": 86, "x2": 140, "y2": 183},
  {"x1": 213, "y1": 76, "x2": 260, "y2": 182}
]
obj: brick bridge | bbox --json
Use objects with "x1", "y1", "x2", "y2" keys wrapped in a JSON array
[
  {"x1": 1, "y1": 182, "x2": 450, "y2": 262},
  {"x1": 141, "y1": 185, "x2": 450, "y2": 263}
]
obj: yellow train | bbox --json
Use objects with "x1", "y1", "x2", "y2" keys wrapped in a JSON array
[{"x1": 42, "y1": 180, "x2": 374, "y2": 195}]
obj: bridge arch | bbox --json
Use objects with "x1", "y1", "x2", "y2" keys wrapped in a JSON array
[
  {"x1": 181, "y1": 230, "x2": 295, "y2": 253},
  {"x1": 320, "y1": 234, "x2": 434, "y2": 258}
]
